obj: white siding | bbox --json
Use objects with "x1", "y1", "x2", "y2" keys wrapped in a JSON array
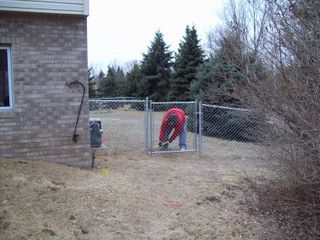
[{"x1": 0, "y1": 0, "x2": 89, "y2": 16}]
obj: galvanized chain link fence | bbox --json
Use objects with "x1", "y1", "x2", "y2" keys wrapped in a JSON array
[
  {"x1": 89, "y1": 99, "x2": 147, "y2": 157},
  {"x1": 89, "y1": 99, "x2": 268, "y2": 159},
  {"x1": 201, "y1": 104, "x2": 269, "y2": 159}
]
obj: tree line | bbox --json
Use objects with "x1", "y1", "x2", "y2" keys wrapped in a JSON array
[{"x1": 89, "y1": 24, "x2": 254, "y2": 106}]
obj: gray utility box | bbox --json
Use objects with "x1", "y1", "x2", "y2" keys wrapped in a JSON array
[{"x1": 89, "y1": 118, "x2": 104, "y2": 148}]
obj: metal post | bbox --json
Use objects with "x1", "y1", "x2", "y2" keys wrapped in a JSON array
[
  {"x1": 150, "y1": 100, "x2": 154, "y2": 154},
  {"x1": 144, "y1": 97, "x2": 149, "y2": 153},
  {"x1": 194, "y1": 100, "x2": 198, "y2": 152},
  {"x1": 199, "y1": 100, "x2": 203, "y2": 155}
]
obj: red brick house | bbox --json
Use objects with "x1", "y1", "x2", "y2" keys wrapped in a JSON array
[{"x1": 0, "y1": 0, "x2": 91, "y2": 167}]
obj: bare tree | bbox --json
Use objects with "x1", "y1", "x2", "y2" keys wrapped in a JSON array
[
  {"x1": 200, "y1": 0, "x2": 268, "y2": 105},
  {"x1": 245, "y1": 0, "x2": 320, "y2": 238},
  {"x1": 205, "y1": 0, "x2": 320, "y2": 237}
]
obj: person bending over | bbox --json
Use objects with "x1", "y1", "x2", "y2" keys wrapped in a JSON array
[{"x1": 159, "y1": 108, "x2": 187, "y2": 151}]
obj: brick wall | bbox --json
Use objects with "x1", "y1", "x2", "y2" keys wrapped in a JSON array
[{"x1": 0, "y1": 12, "x2": 91, "y2": 167}]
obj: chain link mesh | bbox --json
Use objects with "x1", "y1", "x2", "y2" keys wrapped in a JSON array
[
  {"x1": 148, "y1": 101, "x2": 200, "y2": 153},
  {"x1": 201, "y1": 104, "x2": 269, "y2": 158},
  {"x1": 89, "y1": 99, "x2": 269, "y2": 159},
  {"x1": 89, "y1": 99, "x2": 146, "y2": 157}
]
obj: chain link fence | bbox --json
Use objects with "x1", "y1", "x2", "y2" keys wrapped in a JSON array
[
  {"x1": 89, "y1": 99, "x2": 146, "y2": 157},
  {"x1": 200, "y1": 104, "x2": 269, "y2": 159},
  {"x1": 89, "y1": 99, "x2": 269, "y2": 159}
]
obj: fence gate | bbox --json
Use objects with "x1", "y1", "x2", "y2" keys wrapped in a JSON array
[{"x1": 145, "y1": 100, "x2": 202, "y2": 154}]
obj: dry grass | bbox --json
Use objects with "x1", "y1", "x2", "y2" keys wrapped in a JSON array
[
  {"x1": 0, "y1": 154, "x2": 281, "y2": 239},
  {"x1": 1, "y1": 110, "x2": 283, "y2": 239}
]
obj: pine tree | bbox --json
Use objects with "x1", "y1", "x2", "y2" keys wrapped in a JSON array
[
  {"x1": 139, "y1": 31, "x2": 172, "y2": 101},
  {"x1": 95, "y1": 70, "x2": 105, "y2": 96},
  {"x1": 98, "y1": 70, "x2": 105, "y2": 79},
  {"x1": 191, "y1": 29, "x2": 256, "y2": 105},
  {"x1": 98, "y1": 66, "x2": 117, "y2": 97},
  {"x1": 88, "y1": 67, "x2": 97, "y2": 98},
  {"x1": 124, "y1": 64, "x2": 142, "y2": 97},
  {"x1": 114, "y1": 66, "x2": 126, "y2": 96},
  {"x1": 169, "y1": 25, "x2": 204, "y2": 101},
  {"x1": 97, "y1": 65, "x2": 126, "y2": 97}
]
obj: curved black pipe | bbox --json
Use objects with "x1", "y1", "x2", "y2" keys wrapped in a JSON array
[{"x1": 66, "y1": 81, "x2": 85, "y2": 143}]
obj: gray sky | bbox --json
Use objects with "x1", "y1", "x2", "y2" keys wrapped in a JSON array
[{"x1": 87, "y1": 0, "x2": 228, "y2": 68}]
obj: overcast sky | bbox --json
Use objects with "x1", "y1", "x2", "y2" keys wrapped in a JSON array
[{"x1": 87, "y1": 0, "x2": 228, "y2": 69}]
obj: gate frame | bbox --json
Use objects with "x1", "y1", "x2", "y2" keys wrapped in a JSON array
[{"x1": 145, "y1": 99, "x2": 202, "y2": 154}]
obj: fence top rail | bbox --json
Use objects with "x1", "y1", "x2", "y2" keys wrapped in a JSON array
[
  {"x1": 89, "y1": 99, "x2": 146, "y2": 103},
  {"x1": 202, "y1": 104, "x2": 250, "y2": 112},
  {"x1": 151, "y1": 101, "x2": 195, "y2": 104},
  {"x1": 90, "y1": 97, "x2": 137, "y2": 100}
]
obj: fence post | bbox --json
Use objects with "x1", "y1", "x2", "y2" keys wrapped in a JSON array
[
  {"x1": 144, "y1": 97, "x2": 149, "y2": 153},
  {"x1": 194, "y1": 100, "x2": 198, "y2": 152},
  {"x1": 199, "y1": 100, "x2": 203, "y2": 155},
  {"x1": 150, "y1": 100, "x2": 154, "y2": 154}
]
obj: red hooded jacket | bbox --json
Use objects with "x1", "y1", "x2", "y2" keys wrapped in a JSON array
[{"x1": 159, "y1": 108, "x2": 186, "y2": 142}]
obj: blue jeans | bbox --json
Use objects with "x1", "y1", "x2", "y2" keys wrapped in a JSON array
[
  {"x1": 179, "y1": 122, "x2": 187, "y2": 148},
  {"x1": 164, "y1": 122, "x2": 187, "y2": 148}
]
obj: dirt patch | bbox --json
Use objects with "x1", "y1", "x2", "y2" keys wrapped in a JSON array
[{"x1": 1, "y1": 150, "x2": 283, "y2": 239}]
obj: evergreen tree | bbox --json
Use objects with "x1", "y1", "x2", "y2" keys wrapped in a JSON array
[
  {"x1": 191, "y1": 28, "x2": 267, "y2": 105},
  {"x1": 95, "y1": 70, "x2": 105, "y2": 96},
  {"x1": 88, "y1": 67, "x2": 97, "y2": 98},
  {"x1": 114, "y1": 66, "x2": 126, "y2": 96},
  {"x1": 139, "y1": 31, "x2": 172, "y2": 101},
  {"x1": 97, "y1": 65, "x2": 126, "y2": 97},
  {"x1": 98, "y1": 66, "x2": 117, "y2": 97},
  {"x1": 124, "y1": 64, "x2": 142, "y2": 97},
  {"x1": 169, "y1": 25, "x2": 204, "y2": 101},
  {"x1": 190, "y1": 35, "x2": 244, "y2": 104},
  {"x1": 98, "y1": 70, "x2": 105, "y2": 79}
]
